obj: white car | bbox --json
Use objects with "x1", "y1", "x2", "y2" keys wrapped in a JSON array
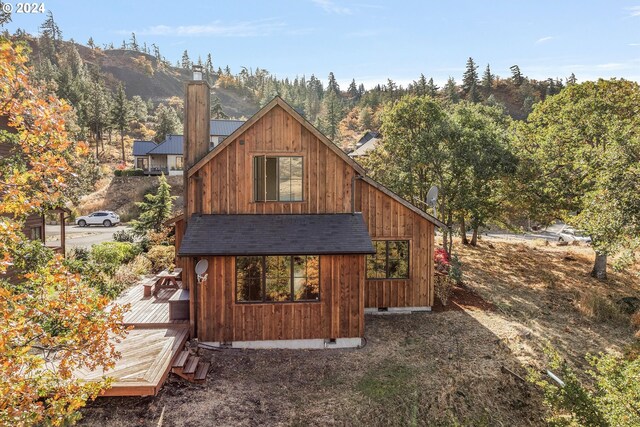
[
  {"x1": 76, "y1": 211, "x2": 120, "y2": 227},
  {"x1": 555, "y1": 226, "x2": 591, "y2": 243}
]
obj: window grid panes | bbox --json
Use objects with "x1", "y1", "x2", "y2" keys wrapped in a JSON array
[
  {"x1": 366, "y1": 240, "x2": 410, "y2": 279},
  {"x1": 253, "y1": 156, "x2": 303, "y2": 202},
  {"x1": 237, "y1": 255, "x2": 320, "y2": 303}
]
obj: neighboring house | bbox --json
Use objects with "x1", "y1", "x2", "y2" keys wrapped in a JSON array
[
  {"x1": 348, "y1": 133, "x2": 381, "y2": 158},
  {"x1": 132, "y1": 119, "x2": 245, "y2": 176},
  {"x1": 170, "y1": 80, "x2": 444, "y2": 349}
]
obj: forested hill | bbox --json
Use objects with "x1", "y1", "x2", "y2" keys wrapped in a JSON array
[
  {"x1": 25, "y1": 38, "x2": 260, "y2": 119},
  {"x1": 7, "y1": 15, "x2": 575, "y2": 151}
]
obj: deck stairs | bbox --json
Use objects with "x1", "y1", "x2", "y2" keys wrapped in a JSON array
[{"x1": 171, "y1": 347, "x2": 210, "y2": 383}]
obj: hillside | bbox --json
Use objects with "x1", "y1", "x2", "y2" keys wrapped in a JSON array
[{"x1": 29, "y1": 39, "x2": 260, "y2": 119}]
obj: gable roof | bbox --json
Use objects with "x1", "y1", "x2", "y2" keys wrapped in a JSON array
[
  {"x1": 356, "y1": 131, "x2": 381, "y2": 147},
  {"x1": 147, "y1": 135, "x2": 183, "y2": 155},
  {"x1": 348, "y1": 137, "x2": 380, "y2": 157},
  {"x1": 210, "y1": 119, "x2": 245, "y2": 136},
  {"x1": 132, "y1": 140, "x2": 157, "y2": 156},
  {"x1": 189, "y1": 97, "x2": 366, "y2": 177},
  {"x1": 187, "y1": 96, "x2": 446, "y2": 229}
]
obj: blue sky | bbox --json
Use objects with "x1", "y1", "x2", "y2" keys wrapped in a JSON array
[{"x1": 4, "y1": 0, "x2": 640, "y2": 88}]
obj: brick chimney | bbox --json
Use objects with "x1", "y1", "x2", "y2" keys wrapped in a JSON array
[{"x1": 183, "y1": 67, "x2": 210, "y2": 222}]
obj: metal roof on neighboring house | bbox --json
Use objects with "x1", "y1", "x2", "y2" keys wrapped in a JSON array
[
  {"x1": 210, "y1": 119, "x2": 245, "y2": 136},
  {"x1": 147, "y1": 135, "x2": 183, "y2": 155},
  {"x1": 348, "y1": 137, "x2": 380, "y2": 157},
  {"x1": 178, "y1": 213, "x2": 375, "y2": 256},
  {"x1": 132, "y1": 140, "x2": 157, "y2": 156}
]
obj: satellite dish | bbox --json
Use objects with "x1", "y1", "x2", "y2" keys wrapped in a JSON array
[
  {"x1": 195, "y1": 259, "x2": 208, "y2": 276},
  {"x1": 426, "y1": 186, "x2": 439, "y2": 207}
]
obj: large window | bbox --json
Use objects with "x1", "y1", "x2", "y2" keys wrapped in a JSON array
[
  {"x1": 236, "y1": 255, "x2": 319, "y2": 303},
  {"x1": 366, "y1": 240, "x2": 410, "y2": 279},
  {"x1": 253, "y1": 156, "x2": 303, "y2": 202}
]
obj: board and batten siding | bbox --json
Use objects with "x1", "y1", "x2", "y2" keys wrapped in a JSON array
[
  {"x1": 187, "y1": 105, "x2": 356, "y2": 216},
  {"x1": 180, "y1": 102, "x2": 436, "y2": 341},
  {"x1": 357, "y1": 181, "x2": 435, "y2": 308},
  {"x1": 195, "y1": 254, "x2": 364, "y2": 343}
]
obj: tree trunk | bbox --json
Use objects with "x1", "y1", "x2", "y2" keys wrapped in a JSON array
[
  {"x1": 470, "y1": 227, "x2": 479, "y2": 246},
  {"x1": 460, "y1": 217, "x2": 469, "y2": 245},
  {"x1": 591, "y1": 252, "x2": 607, "y2": 280},
  {"x1": 121, "y1": 132, "x2": 125, "y2": 163}
]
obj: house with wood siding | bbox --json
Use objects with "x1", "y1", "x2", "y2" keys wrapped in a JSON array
[{"x1": 173, "y1": 79, "x2": 444, "y2": 349}]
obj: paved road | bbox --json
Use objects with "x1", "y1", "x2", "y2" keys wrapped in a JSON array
[{"x1": 45, "y1": 224, "x2": 132, "y2": 250}]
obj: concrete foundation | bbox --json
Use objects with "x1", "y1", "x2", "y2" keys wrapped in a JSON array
[
  {"x1": 364, "y1": 306, "x2": 432, "y2": 315},
  {"x1": 201, "y1": 337, "x2": 363, "y2": 350}
]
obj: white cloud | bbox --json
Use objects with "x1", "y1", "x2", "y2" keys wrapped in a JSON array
[
  {"x1": 629, "y1": 43, "x2": 640, "y2": 46},
  {"x1": 121, "y1": 19, "x2": 285, "y2": 37},
  {"x1": 627, "y1": 6, "x2": 640, "y2": 17},
  {"x1": 311, "y1": 0, "x2": 352, "y2": 15},
  {"x1": 535, "y1": 36, "x2": 554, "y2": 44}
]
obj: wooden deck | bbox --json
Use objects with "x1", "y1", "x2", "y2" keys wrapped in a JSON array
[
  {"x1": 76, "y1": 327, "x2": 189, "y2": 396},
  {"x1": 75, "y1": 283, "x2": 190, "y2": 396},
  {"x1": 118, "y1": 283, "x2": 188, "y2": 327}
]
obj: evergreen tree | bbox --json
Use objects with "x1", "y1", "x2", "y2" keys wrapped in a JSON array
[
  {"x1": 210, "y1": 96, "x2": 228, "y2": 119},
  {"x1": 39, "y1": 11, "x2": 62, "y2": 42},
  {"x1": 326, "y1": 72, "x2": 340, "y2": 94},
  {"x1": 85, "y1": 81, "x2": 111, "y2": 157},
  {"x1": 320, "y1": 90, "x2": 342, "y2": 140},
  {"x1": 567, "y1": 73, "x2": 577, "y2": 86},
  {"x1": 481, "y1": 64, "x2": 494, "y2": 94},
  {"x1": 510, "y1": 65, "x2": 523, "y2": 85},
  {"x1": 153, "y1": 104, "x2": 181, "y2": 143},
  {"x1": 444, "y1": 77, "x2": 460, "y2": 103},
  {"x1": 415, "y1": 74, "x2": 428, "y2": 96},
  {"x1": 130, "y1": 95, "x2": 148, "y2": 122},
  {"x1": 87, "y1": 37, "x2": 95, "y2": 49},
  {"x1": 427, "y1": 78, "x2": 439, "y2": 97},
  {"x1": 121, "y1": 40, "x2": 126, "y2": 49},
  {"x1": 357, "y1": 83, "x2": 365, "y2": 97},
  {"x1": 347, "y1": 79, "x2": 359, "y2": 101},
  {"x1": 0, "y1": 3, "x2": 11, "y2": 26},
  {"x1": 462, "y1": 57, "x2": 480, "y2": 102},
  {"x1": 111, "y1": 83, "x2": 131, "y2": 162},
  {"x1": 130, "y1": 32, "x2": 139, "y2": 51},
  {"x1": 181, "y1": 50, "x2": 190, "y2": 69},
  {"x1": 132, "y1": 174, "x2": 176, "y2": 234}
]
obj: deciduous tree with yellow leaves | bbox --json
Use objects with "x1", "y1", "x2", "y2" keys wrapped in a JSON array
[{"x1": 0, "y1": 39, "x2": 128, "y2": 426}]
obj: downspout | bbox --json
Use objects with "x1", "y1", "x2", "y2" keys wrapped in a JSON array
[{"x1": 351, "y1": 175, "x2": 364, "y2": 214}]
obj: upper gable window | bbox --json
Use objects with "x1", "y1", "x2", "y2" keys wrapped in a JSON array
[{"x1": 253, "y1": 156, "x2": 303, "y2": 202}]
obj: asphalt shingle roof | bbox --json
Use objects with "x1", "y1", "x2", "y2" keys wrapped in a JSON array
[
  {"x1": 133, "y1": 140, "x2": 157, "y2": 156},
  {"x1": 178, "y1": 214, "x2": 375, "y2": 256}
]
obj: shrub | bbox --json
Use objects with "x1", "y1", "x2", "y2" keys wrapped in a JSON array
[
  {"x1": 528, "y1": 346, "x2": 640, "y2": 427},
  {"x1": 113, "y1": 264, "x2": 139, "y2": 288},
  {"x1": 113, "y1": 229, "x2": 136, "y2": 243},
  {"x1": 90, "y1": 242, "x2": 140, "y2": 274},
  {"x1": 146, "y1": 245, "x2": 175, "y2": 273},
  {"x1": 114, "y1": 168, "x2": 144, "y2": 177},
  {"x1": 435, "y1": 274, "x2": 453, "y2": 306},
  {"x1": 128, "y1": 254, "x2": 152, "y2": 276}
]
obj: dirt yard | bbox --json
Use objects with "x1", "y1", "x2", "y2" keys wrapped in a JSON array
[{"x1": 79, "y1": 239, "x2": 639, "y2": 426}]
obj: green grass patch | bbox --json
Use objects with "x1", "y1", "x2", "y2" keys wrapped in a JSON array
[{"x1": 356, "y1": 360, "x2": 415, "y2": 401}]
